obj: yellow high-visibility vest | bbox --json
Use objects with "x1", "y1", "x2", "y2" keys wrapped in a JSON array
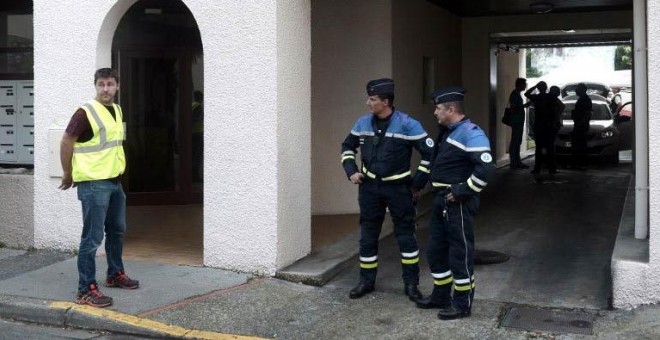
[{"x1": 72, "y1": 100, "x2": 126, "y2": 182}]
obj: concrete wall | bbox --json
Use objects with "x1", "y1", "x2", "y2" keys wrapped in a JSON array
[
  {"x1": 0, "y1": 174, "x2": 33, "y2": 249},
  {"x1": 311, "y1": 0, "x2": 393, "y2": 215},
  {"x1": 311, "y1": 0, "x2": 461, "y2": 215},
  {"x1": 34, "y1": 0, "x2": 311, "y2": 275},
  {"x1": 461, "y1": 11, "x2": 633, "y2": 138}
]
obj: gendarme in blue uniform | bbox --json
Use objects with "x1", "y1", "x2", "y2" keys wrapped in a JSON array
[
  {"x1": 419, "y1": 86, "x2": 496, "y2": 319},
  {"x1": 341, "y1": 78, "x2": 434, "y2": 300}
]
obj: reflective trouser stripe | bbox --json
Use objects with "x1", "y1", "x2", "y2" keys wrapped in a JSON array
[
  {"x1": 434, "y1": 277, "x2": 453, "y2": 286},
  {"x1": 454, "y1": 283, "x2": 475, "y2": 291},
  {"x1": 360, "y1": 262, "x2": 378, "y2": 269},
  {"x1": 401, "y1": 257, "x2": 419, "y2": 265}
]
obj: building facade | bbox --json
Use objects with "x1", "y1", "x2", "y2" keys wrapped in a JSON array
[{"x1": 0, "y1": 0, "x2": 656, "y2": 308}]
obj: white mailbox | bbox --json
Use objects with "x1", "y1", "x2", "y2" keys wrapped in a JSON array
[{"x1": 0, "y1": 80, "x2": 34, "y2": 165}]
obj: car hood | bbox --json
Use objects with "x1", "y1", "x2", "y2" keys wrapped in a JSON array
[{"x1": 558, "y1": 120, "x2": 614, "y2": 134}]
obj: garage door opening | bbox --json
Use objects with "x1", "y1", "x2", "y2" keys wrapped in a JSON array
[{"x1": 484, "y1": 30, "x2": 637, "y2": 308}]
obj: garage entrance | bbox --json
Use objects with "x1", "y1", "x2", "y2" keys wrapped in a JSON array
[{"x1": 312, "y1": 0, "x2": 640, "y2": 309}]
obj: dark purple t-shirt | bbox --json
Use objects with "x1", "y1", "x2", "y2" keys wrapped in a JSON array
[{"x1": 65, "y1": 105, "x2": 116, "y2": 143}]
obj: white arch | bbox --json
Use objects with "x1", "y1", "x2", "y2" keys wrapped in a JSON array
[
  {"x1": 95, "y1": 0, "x2": 204, "y2": 68},
  {"x1": 95, "y1": 0, "x2": 139, "y2": 68}
]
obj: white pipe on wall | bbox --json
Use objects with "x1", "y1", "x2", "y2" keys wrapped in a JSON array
[{"x1": 633, "y1": 0, "x2": 648, "y2": 239}]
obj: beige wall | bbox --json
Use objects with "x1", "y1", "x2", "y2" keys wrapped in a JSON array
[
  {"x1": 311, "y1": 0, "x2": 393, "y2": 215},
  {"x1": 461, "y1": 11, "x2": 633, "y2": 147},
  {"x1": 311, "y1": 0, "x2": 461, "y2": 215},
  {"x1": 392, "y1": 0, "x2": 462, "y2": 153}
]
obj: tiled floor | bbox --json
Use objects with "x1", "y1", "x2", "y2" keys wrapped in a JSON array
[
  {"x1": 124, "y1": 205, "x2": 204, "y2": 266},
  {"x1": 123, "y1": 204, "x2": 359, "y2": 265}
]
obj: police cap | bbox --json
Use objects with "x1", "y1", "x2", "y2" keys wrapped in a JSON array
[
  {"x1": 366, "y1": 78, "x2": 395, "y2": 96},
  {"x1": 431, "y1": 86, "x2": 466, "y2": 105}
]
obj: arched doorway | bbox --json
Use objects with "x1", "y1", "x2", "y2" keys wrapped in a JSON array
[{"x1": 112, "y1": 0, "x2": 204, "y2": 265}]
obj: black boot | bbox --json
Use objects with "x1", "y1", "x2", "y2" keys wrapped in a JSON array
[
  {"x1": 437, "y1": 305, "x2": 471, "y2": 320},
  {"x1": 416, "y1": 296, "x2": 450, "y2": 309},
  {"x1": 404, "y1": 284, "x2": 422, "y2": 302},
  {"x1": 349, "y1": 283, "x2": 375, "y2": 299}
]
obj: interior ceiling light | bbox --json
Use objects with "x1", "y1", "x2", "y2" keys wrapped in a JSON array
[
  {"x1": 530, "y1": 2, "x2": 554, "y2": 14},
  {"x1": 144, "y1": 8, "x2": 162, "y2": 15}
]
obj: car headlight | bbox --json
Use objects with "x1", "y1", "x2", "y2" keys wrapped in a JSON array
[{"x1": 600, "y1": 130, "x2": 615, "y2": 139}]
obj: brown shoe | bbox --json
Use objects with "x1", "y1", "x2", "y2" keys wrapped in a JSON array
[
  {"x1": 105, "y1": 270, "x2": 140, "y2": 289},
  {"x1": 75, "y1": 283, "x2": 113, "y2": 308}
]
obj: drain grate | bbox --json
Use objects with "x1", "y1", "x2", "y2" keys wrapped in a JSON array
[{"x1": 500, "y1": 306, "x2": 596, "y2": 335}]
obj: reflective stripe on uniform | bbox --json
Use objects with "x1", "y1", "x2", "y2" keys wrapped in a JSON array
[
  {"x1": 384, "y1": 132, "x2": 428, "y2": 140},
  {"x1": 446, "y1": 137, "x2": 491, "y2": 152},
  {"x1": 417, "y1": 165, "x2": 430, "y2": 174},
  {"x1": 382, "y1": 170, "x2": 411, "y2": 181},
  {"x1": 432, "y1": 182, "x2": 451, "y2": 188},
  {"x1": 401, "y1": 250, "x2": 419, "y2": 265},
  {"x1": 360, "y1": 255, "x2": 378, "y2": 269},
  {"x1": 434, "y1": 277, "x2": 453, "y2": 286},
  {"x1": 341, "y1": 155, "x2": 355, "y2": 162},
  {"x1": 432, "y1": 270, "x2": 453, "y2": 286},
  {"x1": 467, "y1": 178, "x2": 483, "y2": 192},
  {"x1": 361, "y1": 165, "x2": 377, "y2": 179},
  {"x1": 361, "y1": 165, "x2": 410, "y2": 181},
  {"x1": 470, "y1": 174, "x2": 487, "y2": 187}
]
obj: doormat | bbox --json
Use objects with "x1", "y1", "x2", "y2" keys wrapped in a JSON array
[{"x1": 500, "y1": 306, "x2": 596, "y2": 335}]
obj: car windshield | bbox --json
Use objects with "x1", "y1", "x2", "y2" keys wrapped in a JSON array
[{"x1": 562, "y1": 102, "x2": 612, "y2": 120}]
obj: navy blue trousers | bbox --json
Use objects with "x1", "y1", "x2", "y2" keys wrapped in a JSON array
[
  {"x1": 357, "y1": 181, "x2": 420, "y2": 285},
  {"x1": 426, "y1": 192, "x2": 478, "y2": 311}
]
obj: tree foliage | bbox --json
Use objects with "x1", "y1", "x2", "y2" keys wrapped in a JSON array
[
  {"x1": 526, "y1": 48, "x2": 544, "y2": 78},
  {"x1": 615, "y1": 45, "x2": 632, "y2": 70}
]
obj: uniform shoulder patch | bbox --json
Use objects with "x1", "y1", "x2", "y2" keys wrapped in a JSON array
[
  {"x1": 480, "y1": 153, "x2": 493, "y2": 163},
  {"x1": 425, "y1": 138, "x2": 434, "y2": 148}
]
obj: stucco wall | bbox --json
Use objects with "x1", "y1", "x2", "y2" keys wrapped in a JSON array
[
  {"x1": 311, "y1": 0, "x2": 393, "y2": 215},
  {"x1": 34, "y1": 0, "x2": 117, "y2": 251},
  {"x1": 276, "y1": 0, "x2": 312, "y2": 269},
  {"x1": 0, "y1": 174, "x2": 33, "y2": 249},
  {"x1": 34, "y1": 0, "x2": 310, "y2": 275},
  {"x1": 461, "y1": 11, "x2": 634, "y2": 138}
]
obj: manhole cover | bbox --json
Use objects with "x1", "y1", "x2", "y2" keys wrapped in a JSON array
[
  {"x1": 500, "y1": 306, "x2": 596, "y2": 335},
  {"x1": 474, "y1": 250, "x2": 509, "y2": 265}
]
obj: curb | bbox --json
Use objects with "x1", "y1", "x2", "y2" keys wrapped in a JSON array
[
  {"x1": 0, "y1": 294, "x2": 262, "y2": 339},
  {"x1": 276, "y1": 201, "x2": 433, "y2": 286}
]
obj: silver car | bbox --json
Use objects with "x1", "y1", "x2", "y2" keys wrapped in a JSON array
[{"x1": 554, "y1": 94, "x2": 624, "y2": 164}]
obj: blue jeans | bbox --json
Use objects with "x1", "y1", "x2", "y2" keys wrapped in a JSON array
[{"x1": 76, "y1": 179, "x2": 126, "y2": 293}]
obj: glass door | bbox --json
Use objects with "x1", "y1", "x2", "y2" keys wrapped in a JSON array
[{"x1": 117, "y1": 49, "x2": 200, "y2": 204}]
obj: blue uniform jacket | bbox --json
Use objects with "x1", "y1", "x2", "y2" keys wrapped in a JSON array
[
  {"x1": 430, "y1": 118, "x2": 496, "y2": 200},
  {"x1": 341, "y1": 111, "x2": 435, "y2": 190}
]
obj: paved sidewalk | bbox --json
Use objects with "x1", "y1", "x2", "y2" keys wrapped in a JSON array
[{"x1": 2, "y1": 246, "x2": 660, "y2": 339}]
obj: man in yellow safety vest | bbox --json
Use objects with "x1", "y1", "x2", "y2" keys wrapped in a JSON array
[{"x1": 59, "y1": 68, "x2": 139, "y2": 308}]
